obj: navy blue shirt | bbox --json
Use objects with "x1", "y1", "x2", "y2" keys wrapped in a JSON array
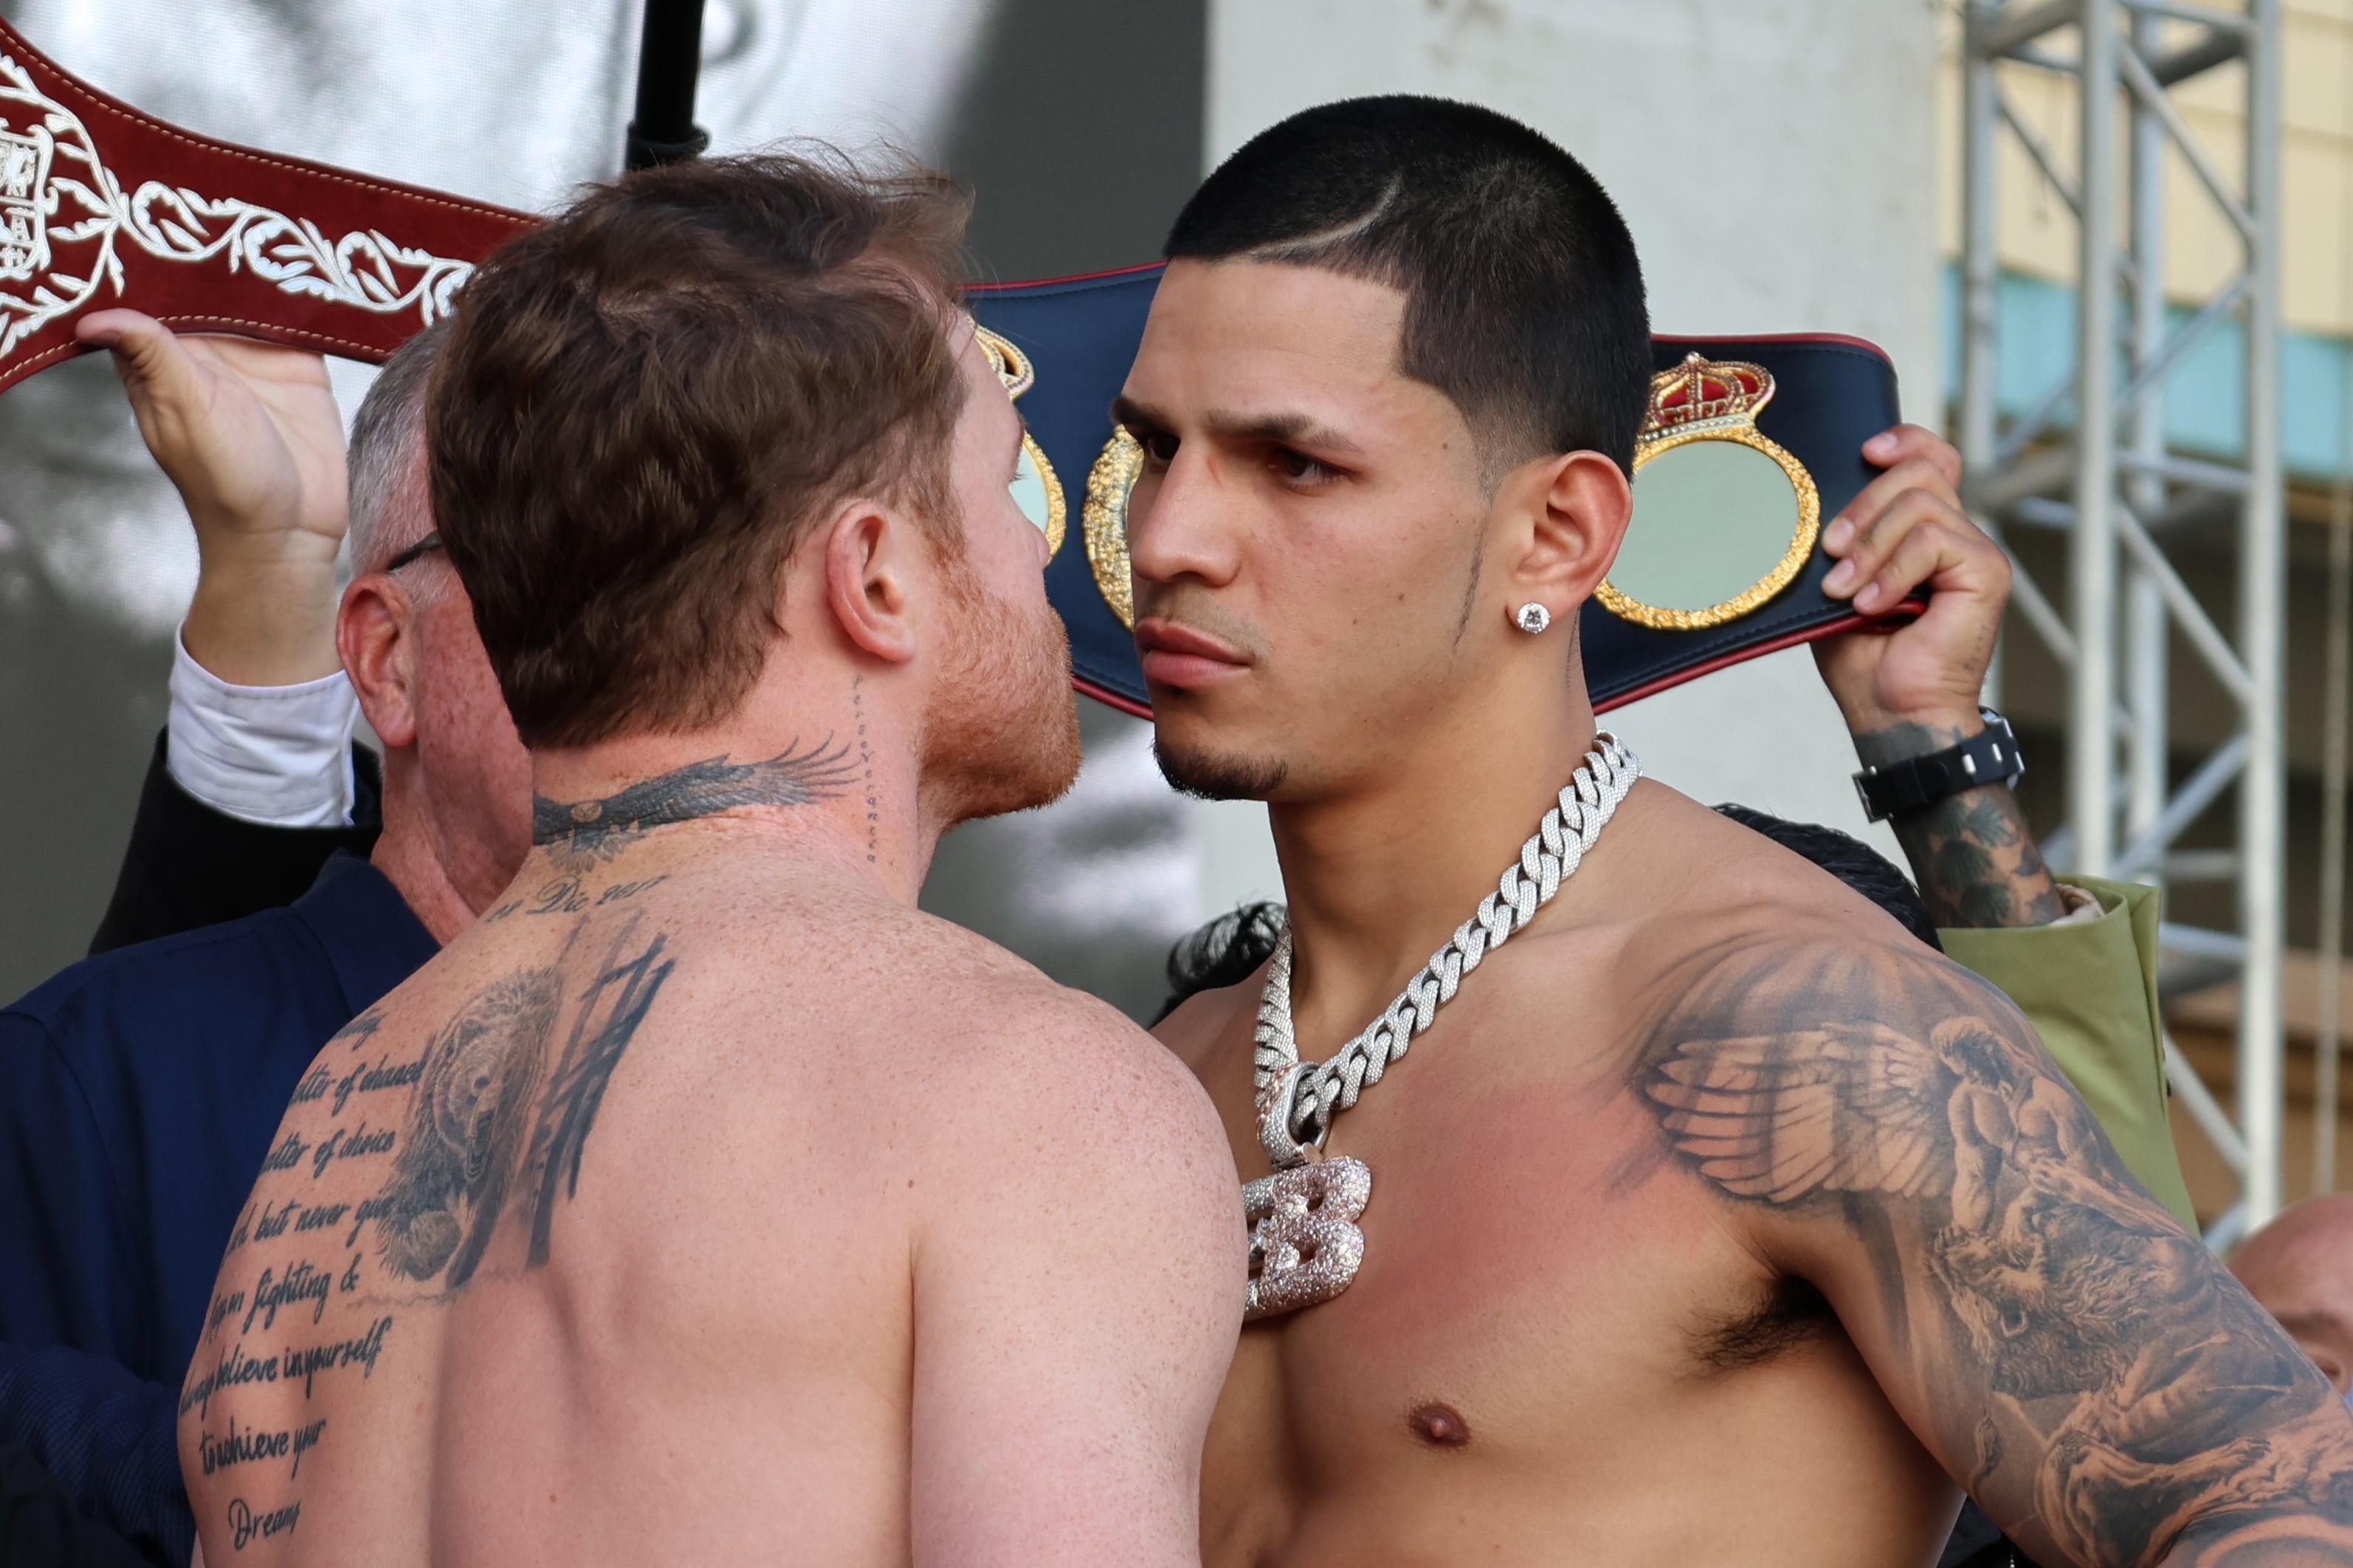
[{"x1": 0, "y1": 853, "x2": 435, "y2": 1558}]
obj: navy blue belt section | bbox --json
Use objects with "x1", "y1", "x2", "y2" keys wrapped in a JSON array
[{"x1": 968, "y1": 263, "x2": 1908, "y2": 718}]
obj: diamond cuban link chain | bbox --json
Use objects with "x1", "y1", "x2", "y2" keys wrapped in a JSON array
[{"x1": 1240, "y1": 733, "x2": 1641, "y2": 1319}]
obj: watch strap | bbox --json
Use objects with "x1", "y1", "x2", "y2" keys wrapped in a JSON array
[{"x1": 1853, "y1": 709, "x2": 2024, "y2": 823}]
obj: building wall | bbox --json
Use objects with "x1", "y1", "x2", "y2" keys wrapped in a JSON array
[{"x1": 1936, "y1": 1, "x2": 2353, "y2": 340}]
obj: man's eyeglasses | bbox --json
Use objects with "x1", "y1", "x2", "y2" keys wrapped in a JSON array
[{"x1": 382, "y1": 531, "x2": 443, "y2": 573}]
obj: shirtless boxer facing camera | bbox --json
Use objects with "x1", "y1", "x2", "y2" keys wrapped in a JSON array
[
  {"x1": 178, "y1": 154, "x2": 1241, "y2": 1567},
  {"x1": 1138, "y1": 98, "x2": 2353, "y2": 1567}
]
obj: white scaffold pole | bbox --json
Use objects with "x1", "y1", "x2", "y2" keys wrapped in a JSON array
[
  {"x1": 2073, "y1": 0, "x2": 2121, "y2": 880},
  {"x1": 2239, "y1": 0, "x2": 2286, "y2": 1226}
]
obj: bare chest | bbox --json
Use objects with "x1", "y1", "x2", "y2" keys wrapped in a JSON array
[
  {"x1": 1182, "y1": 979, "x2": 1949, "y2": 1565},
  {"x1": 1199, "y1": 983, "x2": 1757, "y2": 1442}
]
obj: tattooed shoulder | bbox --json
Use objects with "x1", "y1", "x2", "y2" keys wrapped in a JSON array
[
  {"x1": 1641, "y1": 937, "x2": 2155, "y2": 1217},
  {"x1": 185, "y1": 915, "x2": 681, "y2": 1557},
  {"x1": 1635, "y1": 936, "x2": 2353, "y2": 1564}
]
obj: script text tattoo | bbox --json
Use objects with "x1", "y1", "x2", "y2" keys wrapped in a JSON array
[
  {"x1": 852, "y1": 674, "x2": 878, "y2": 863},
  {"x1": 184, "y1": 913, "x2": 678, "y2": 1558}
]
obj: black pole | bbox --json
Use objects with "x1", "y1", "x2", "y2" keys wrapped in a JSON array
[{"x1": 624, "y1": 0, "x2": 709, "y2": 171}]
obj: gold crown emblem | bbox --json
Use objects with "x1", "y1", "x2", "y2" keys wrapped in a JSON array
[{"x1": 1640, "y1": 353, "x2": 1776, "y2": 442}]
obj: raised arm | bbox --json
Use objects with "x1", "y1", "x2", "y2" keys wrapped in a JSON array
[
  {"x1": 1809, "y1": 421, "x2": 2195, "y2": 1230},
  {"x1": 1640, "y1": 937, "x2": 2353, "y2": 1567},
  {"x1": 75, "y1": 310, "x2": 347, "y2": 688},
  {"x1": 76, "y1": 311, "x2": 368, "y2": 951},
  {"x1": 909, "y1": 998, "x2": 1243, "y2": 1567},
  {"x1": 1813, "y1": 423, "x2": 2065, "y2": 929}
]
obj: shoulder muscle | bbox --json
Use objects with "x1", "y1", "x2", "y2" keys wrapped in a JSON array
[{"x1": 1636, "y1": 936, "x2": 2353, "y2": 1564}]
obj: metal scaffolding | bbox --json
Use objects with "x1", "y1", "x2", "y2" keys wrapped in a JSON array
[{"x1": 1958, "y1": 0, "x2": 2285, "y2": 1235}]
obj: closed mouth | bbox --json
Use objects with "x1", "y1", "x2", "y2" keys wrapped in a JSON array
[{"x1": 1135, "y1": 618, "x2": 1253, "y2": 688}]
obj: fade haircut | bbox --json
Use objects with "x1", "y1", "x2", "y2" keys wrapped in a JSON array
[
  {"x1": 430, "y1": 149, "x2": 971, "y2": 750},
  {"x1": 1165, "y1": 95, "x2": 1650, "y2": 474},
  {"x1": 346, "y1": 317, "x2": 447, "y2": 580}
]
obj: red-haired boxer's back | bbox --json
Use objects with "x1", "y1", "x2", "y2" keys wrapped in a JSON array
[{"x1": 177, "y1": 152, "x2": 1241, "y2": 1568}]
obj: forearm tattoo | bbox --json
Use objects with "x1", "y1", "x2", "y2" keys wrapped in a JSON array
[
  {"x1": 1641, "y1": 942, "x2": 2353, "y2": 1566},
  {"x1": 1856, "y1": 722, "x2": 2067, "y2": 929}
]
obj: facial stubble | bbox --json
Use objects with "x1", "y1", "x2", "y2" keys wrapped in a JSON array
[
  {"x1": 922, "y1": 553, "x2": 1084, "y2": 825},
  {"x1": 1152, "y1": 732, "x2": 1289, "y2": 802}
]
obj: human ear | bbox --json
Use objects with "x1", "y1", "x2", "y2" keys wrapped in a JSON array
[
  {"x1": 1503, "y1": 450, "x2": 1633, "y2": 622},
  {"x1": 821, "y1": 501, "x2": 918, "y2": 665},
  {"x1": 335, "y1": 575, "x2": 418, "y2": 749}
]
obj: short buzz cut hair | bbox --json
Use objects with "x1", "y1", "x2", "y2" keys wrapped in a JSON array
[
  {"x1": 1164, "y1": 95, "x2": 1650, "y2": 474},
  {"x1": 429, "y1": 149, "x2": 972, "y2": 750}
]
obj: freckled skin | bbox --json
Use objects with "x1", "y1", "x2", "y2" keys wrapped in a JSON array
[
  {"x1": 182, "y1": 833, "x2": 1237, "y2": 1568},
  {"x1": 177, "y1": 325, "x2": 1241, "y2": 1568}
]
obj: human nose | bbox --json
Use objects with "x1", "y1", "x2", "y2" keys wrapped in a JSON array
[{"x1": 1126, "y1": 443, "x2": 1241, "y2": 590}]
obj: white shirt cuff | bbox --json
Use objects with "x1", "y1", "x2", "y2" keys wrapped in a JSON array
[{"x1": 165, "y1": 628, "x2": 359, "y2": 828}]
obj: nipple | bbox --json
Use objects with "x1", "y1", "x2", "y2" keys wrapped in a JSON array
[{"x1": 1407, "y1": 1401, "x2": 1471, "y2": 1449}]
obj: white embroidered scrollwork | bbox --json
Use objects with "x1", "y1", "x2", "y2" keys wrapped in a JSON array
[{"x1": 1, "y1": 45, "x2": 475, "y2": 365}]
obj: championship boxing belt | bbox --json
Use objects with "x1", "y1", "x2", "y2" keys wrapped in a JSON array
[
  {"x1": 971, "y1": 266, "x2": 1913, "y2": 716},
  {"x1": 0, "y1": 14, "x2": 1910, "y2": 717},
  {"x1": 0, "y1": 16, "x2": 527, "y2": 388}
]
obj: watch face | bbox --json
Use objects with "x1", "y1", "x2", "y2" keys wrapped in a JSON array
[{"x1": 1597, "y1": 355, "x2": 1822, "y2": 633}]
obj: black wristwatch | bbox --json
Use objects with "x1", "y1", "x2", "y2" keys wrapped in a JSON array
[{"x1": 1852, "y1": 708, "x2": 2024, "y2": 823}]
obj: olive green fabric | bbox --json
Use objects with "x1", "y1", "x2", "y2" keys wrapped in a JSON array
[{"x1": 1938, "y1": 875, "x2": 2197, "y2": 1228}]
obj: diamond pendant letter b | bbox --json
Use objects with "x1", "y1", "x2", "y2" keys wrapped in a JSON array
[{"x1": 1243, "y1": 1157, "x2": 1372, "y2": 1321}]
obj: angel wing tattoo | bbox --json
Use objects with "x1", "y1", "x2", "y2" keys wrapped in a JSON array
[
  {"x1": 532, "y1": 739, "x2": 858, "y2": 871},
  {"x1": 1650, "y1": 1015, "x2": 2132, "y2": 1229},
  {"x1": 1641, "y1": 945, "x2": 2353, "y2": 1567}
]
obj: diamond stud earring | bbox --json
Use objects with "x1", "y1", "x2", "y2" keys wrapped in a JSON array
[{"x1": 1514, "y1": 603, "x2": 1551, "y2": 635}]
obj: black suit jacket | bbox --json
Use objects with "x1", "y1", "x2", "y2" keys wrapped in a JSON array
[{"x1": 87, "y1": 731, "x2": 382, "y2": 956}]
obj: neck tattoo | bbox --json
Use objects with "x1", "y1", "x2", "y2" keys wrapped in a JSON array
[
  {"x1": 1242, "y1": 733, "x2": 1641, "y2": 1319},
  {"x1": 532, "y1": 740, "x2": 858, "y2": 874}
]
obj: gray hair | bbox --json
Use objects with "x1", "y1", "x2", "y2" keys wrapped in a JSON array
[{"x1": 346, "y1": 317, "x2": 447, "y2": 578}]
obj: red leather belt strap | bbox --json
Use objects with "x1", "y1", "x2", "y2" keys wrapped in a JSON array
[{"x1": 0, "y1": 15, "x2": 532, "y2": 397}]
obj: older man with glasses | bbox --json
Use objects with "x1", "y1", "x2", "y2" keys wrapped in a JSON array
[{"x1": 0, "y1": 311, "x2": 523, "y2": 1567}]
